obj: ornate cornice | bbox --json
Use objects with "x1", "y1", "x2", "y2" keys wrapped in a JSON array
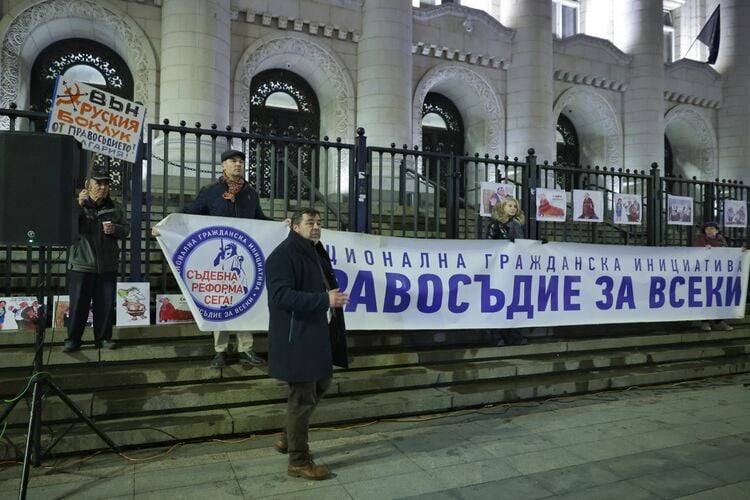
[
  {"x1": 413, "y1": 42, "x2": 508, "y2": 70},
  {"x1": 553, "y1": 70, "x2": 627, "y2": 92},
  {"x1": 232, "y1": 10, "x2": 360, "y2": 43},
  {"x1": 663, "y1": 90, "x2": 721, "y2": 109},
  {"x1": 413, "y1": 4, "x2": 514, "y2": 42}
]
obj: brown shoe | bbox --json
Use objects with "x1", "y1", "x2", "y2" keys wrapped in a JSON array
[
  {"x1": 287, "y1": 461, "x2": 330, "y2": 480},
  {"x1": 274, "y1": 440, "x2": 288, "y2": 454}
]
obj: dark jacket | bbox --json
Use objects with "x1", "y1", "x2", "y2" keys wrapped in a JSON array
[
  {"x1": 182, "y1": 178, "x2": 270, "y2": 220},
  {"x1": 265, "y1": 230, "x2": 348, "y2": 383},
  {"x1": 486, "y1": 218, "x2": 525, "y2": 240},
  {"x1": 68, "y1": 197, "x2": 129, "y2": 274},
  {"x1": 694, "y1": 233, "x2": 727, "y2": 247}
]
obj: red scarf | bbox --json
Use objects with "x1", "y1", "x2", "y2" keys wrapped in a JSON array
[{"x1": 221, "y1": 175, "x2": 245, "y2": 203}]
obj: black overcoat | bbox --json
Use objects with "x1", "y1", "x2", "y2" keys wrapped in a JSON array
[{"x1": 265, "y1": 230, "x2": 348, "y2": 383}]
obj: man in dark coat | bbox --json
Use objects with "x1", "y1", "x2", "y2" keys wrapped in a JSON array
[
  {"x1": 181, "y1": 149, "x2": 269, "y2": 369},
  {"x1": 265, "y1": 207, "x2": 349, "y2": 480},
  {"x1": 63, "y1": 163, "x2": 129, "y2": 352}
]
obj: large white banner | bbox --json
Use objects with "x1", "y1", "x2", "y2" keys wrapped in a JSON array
[
  {"x1": 46, "y1": 77, "x2": 146, "y2": 162},
  {"x1": 155, "y1": 214, "x2": 750, "y2": 332}
]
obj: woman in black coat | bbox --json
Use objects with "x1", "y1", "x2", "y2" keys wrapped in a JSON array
[{"x1": 486, "y1": 197, "x2": 529, "y2": 345}]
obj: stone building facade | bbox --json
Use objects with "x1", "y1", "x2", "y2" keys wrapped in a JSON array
[{"x1": 0, "y1": 0, "x2": 746, "y2": 187}]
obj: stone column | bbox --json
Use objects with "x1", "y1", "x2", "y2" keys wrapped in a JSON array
[
  {"x1": 712, "y1": 0, "x2": 750, "y2": 182},
  {"x1": 356, "y1": 0, "x2": 412, "y2": 149},
  {"x1": 500, "y1": 0, "x2": 554, "y2": 162},
  {"x1": 157, "y1": 0, "x2": 231, "y2": 186},
  {"x1": 613, "y1": 1, "x2": 664, "y2": 172},
  {"x1": 356, "y1": 0, "x2": 412, "y2": 203},
  {"x1": 159, "y1": 0, "x2": 231, "y2": 127}
]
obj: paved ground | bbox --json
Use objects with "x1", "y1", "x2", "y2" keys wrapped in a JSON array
[{"x1": 2, "y1": 373, "x2": 750, "y2": 499}]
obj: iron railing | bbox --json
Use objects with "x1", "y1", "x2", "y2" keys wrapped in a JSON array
[{"x1": 2, "y1": 105, "x2": 748, "y2": 296}]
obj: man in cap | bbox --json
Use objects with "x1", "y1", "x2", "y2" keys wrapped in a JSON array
[
  {"x1": 179, "y1": 149, "x2": 270, "y2": 368},
  {"x1": 63, "y1": 162, "x2": 129, "y2": 352}
]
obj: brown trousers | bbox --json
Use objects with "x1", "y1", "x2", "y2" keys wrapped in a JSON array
[{"x1": 285, "y1": 378, "x2": 331, "y2": 466}]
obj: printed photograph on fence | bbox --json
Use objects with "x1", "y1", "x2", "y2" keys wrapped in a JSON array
[
  {"x1": 573, "y1": 190, "x2": 603, "y2": 222},
  {"x1": 51, "y1": 296, "x2": 94, "y2": 329},
  {"x1": 724, "y1": 200, "x2": 747, "y2": 228},
  {"x1": 156, "y1": 294, "x2": 195, "y2": 324},
  {"x1": 480, "y1": 182, "x2": 516, "y2": 217},
  {"x1": 536, "y1": 188, "x2": 567, "y2": 221},
  {"x1": 0, "y1": 297, "x2": 42, "y2": 332},
  {"x1": 667, "y1": 194, "x2": 694, "y2": 226},
  {"x1": 613, "y1": 193, "x2": 642, "y2": 225},
  {"x1": 116, "y1": 282, "x2": 150, "y2": 326}
]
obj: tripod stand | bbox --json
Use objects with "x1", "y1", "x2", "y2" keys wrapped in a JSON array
[{"x1": 0, "y1": 246, "x2": 120, "y2": 500}]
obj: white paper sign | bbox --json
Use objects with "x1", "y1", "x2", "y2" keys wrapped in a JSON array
[{"x1": 46, "y1": 77, "x2": 146, "y2": 162}]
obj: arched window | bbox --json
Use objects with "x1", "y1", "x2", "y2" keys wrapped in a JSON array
[
  {"x1": 664, "y1": 135, "x2": 674, "y2": 177},
  {"x1": 30, "y1": 39, "x2": 134, "y2": 190},
  {"x1": 556, "y1": 113, "x2": 580, "y2": 189},
  {"x1": 556, "y1": 114, "x2": 579, "y2": 167},
  {"x1": 30, "y1": 38, "x2": 133, "y2": 113},
  {"x1": 421, "y1": 93, "x2": 465, "y2": 200},
  {"x1": 249, "y1": 69, "x2": 320, "y2": 198}
]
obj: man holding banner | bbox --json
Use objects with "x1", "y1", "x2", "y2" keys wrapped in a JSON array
[
  {"x1": 182, "y1": 149, "x2": 270, "y2": 369},
  {"x1": 265, "y1": 208, "x2": 349, "y2": 481}
]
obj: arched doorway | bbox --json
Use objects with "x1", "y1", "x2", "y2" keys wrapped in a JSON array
[
  {"x1": 30, "y1": 38, "x2": 134, "y2": 190},
  {"x1": 30, "y1": 38, "x2": 134, "y2": 112},
  {"x1": 421, "y1": 92, "x2": 465, "y2": 199},
  {"x1": 664, "y1": 135, "x2": 674, "y2": 177},
  {"x1": 249, "y1": 69, "x2": 320, "y2": 199},
  {"x1": 556, "y1": 113, "x2": 580, "y2": 189}
]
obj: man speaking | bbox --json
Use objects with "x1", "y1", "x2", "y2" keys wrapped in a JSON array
[{"x1": 265, "y1": 208, "x2": 349, "y2": 480}]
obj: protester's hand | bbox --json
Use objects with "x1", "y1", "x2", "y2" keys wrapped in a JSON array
[
  {"x1": 742, "y1": 245, "x2": 747, "y2": 253},
  {"x1": 283, "y1": 218, "x2": 292, "y2": 227},
  {"x1": 151, "y1": 227, "x2": 160, "y2": 237},
  {"x1": 102, "y1": 221, "x2": 115, "y2": 235},
  {"x1": 706, "y1": 244, "x2": 712, "y2": 249},
  {"x1": 78, "y1": 188, "x2": 89, "y2": 207},
  {"x1": 328, "y1": 288, "x2": 349, "y2": 308}
]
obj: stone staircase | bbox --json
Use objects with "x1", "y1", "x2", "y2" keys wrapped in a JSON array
[{"x1": 2, "y1": 317, "x2": 750, "y2": 459}]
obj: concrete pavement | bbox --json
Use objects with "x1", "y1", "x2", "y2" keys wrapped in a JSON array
[{"x1": 2, "y1": 373, "x2": 750, "y2": 499}]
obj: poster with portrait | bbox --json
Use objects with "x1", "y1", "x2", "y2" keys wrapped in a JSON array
[
  {"x1": 0, "y1": 296, "x2": 41, "y2": 332},
  {"x1": 156, "y1": 294, "x2": 195, "y2": 324},
  {"x1": 573, "y1": 190, "x2": 604, "y2": 222},
  {"x1": 613, "y1": 193, "x2": 642, "y2": 225},
  {"x1": 724, "y1": 200, "x2": 747, "y2": 228},
  {"x1": 535, "y1": 188, "x2": 567, "y2": 222},
  {"x1": 480, "y1": 182, "x2": 516, "y2": 217},
  {"x1": 115, "y1": 282, "x2": 151, "y2": 326},
  {"x1": 51, "y1": 296, "x2": 94, "y2": 329},
  {"x1": 667, "y1": 195, "x2": 694, "y2": 226}
]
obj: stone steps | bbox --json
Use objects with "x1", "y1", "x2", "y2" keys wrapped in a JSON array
[
  {"x1": 4, "y1": 353, "x2": 749, "y2": 456},
  {"x1": 2, "y1": 320, "x2": 750, "y2": 457},
  {"x1": 3, "y1": 335, "x2": 749, "y2": 426}
]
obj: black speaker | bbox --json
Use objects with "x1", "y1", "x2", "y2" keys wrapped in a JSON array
[{"x1": 0, "y1": 132, "x2": 84, "y2": 245}]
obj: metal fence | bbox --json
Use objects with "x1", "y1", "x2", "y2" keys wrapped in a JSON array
[{"x1": 2, "y1": 105, "x2": 748, "y2": 296}]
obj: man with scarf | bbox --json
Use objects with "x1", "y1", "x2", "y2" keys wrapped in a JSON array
[
  {"x1": 63, "y1": 163, "x2": 129, "y2": 352},
  {"x1": 182, "y1": 149, "x2": 270, "y2": 368}
]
